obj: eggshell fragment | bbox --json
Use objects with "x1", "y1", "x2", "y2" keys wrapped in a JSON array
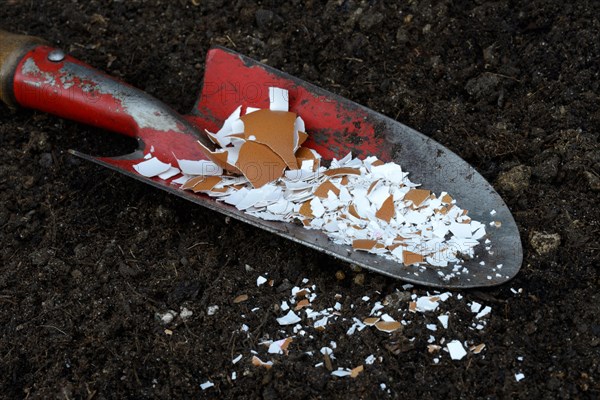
[
  {"x1": 470, "y1": 343, "x2": 486, "y2": 354},
  {"x1": 240, "y1": 109, "x2": 298, "y2": 170},
  {"x1": 314, "y1": 180, "x2": 340, "y2": 198},
  {"x1": 192, "y1": 176, "x2": 222, "y2": 193},
  {"x1": 375, "y1": 195, "x2": 395, "y2": 223},
  {"x1": 133, "y1": 157, "x2": 171, "y2": 178},
  {"x1": 403, "y1": 189, "x2": 431, "y2": 208},
  {"x1": 374, "y1": 320, "x2": 402, "y2": 333},
  {"x1": 353, "y1": 239, "x2": 378, "y2": 251},
  {"x1": 447, "y1": 340, "x2": 467, "y2": 360},
  {"x1": 324, "y1": 167, "x2": 361, "y2": 177},
  {"x1": 363, "y1": 317, "x2": 380, "y2": 326},
  {"x1": 236, "y1": 141, "x2": 287, "y2": 188},
  {"x1": 252, "y1": 355, "x2": 273, "y2": 369},
  {"x1": 403, "y1": 250, "x2": 424, "y2": 265},
  {"x1": 233, "y1": 294, "x2": 248, "y2": 303},
  {"x1": 350, "y1": 365, "x2": 364, "y2": 378}
]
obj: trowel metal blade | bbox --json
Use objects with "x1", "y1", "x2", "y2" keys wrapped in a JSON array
[{"x1": 71, "y1": 46, "x2": 522, "y2": 288}]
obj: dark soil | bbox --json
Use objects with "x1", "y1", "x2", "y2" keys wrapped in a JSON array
[{"x1": 1, "y1": 1, "x2": 599, "y2": 398}]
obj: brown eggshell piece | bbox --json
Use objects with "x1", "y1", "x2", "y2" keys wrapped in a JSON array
[
  {"x1": 299, "y1": 200, "x2": 314, "y2": 218},
  {"x1": 236, "y1": 141, "x2": 287, "y2": 188},
  {"x1": 181, "y1": 176, "x2": 207, "y2": 191},
  {"x1": 192, "y1": 176, "x2": 222, "y2": 193},
  {"x1": 403, "y1": 189, "x2": 431, "y2": 208},
  {"x1": 403, "y1": 250, "x2": 424, "y2": 265},
  {"x1": 375, "y1": 195, "x2": 395, "y2": 223},
  {"x1": 363, "y1": 317, "x2": 380, "y2": 326},
  {"x1": 240, "y1": 109, "x2": 298, "y2": 170},
  {"x1": 314, "y1": 180, "x2": 340, "y2": 198},
  {"x1": 350, "y1": 365, "x2": 364, "y2": 378},
  {"x1": 324, "y1": 167, "x2": 361, "y2": 177},
  {"x1": 295, "y1": 146, "x2": 319, "y2": 171},
  {"x1": 352, "y1": 239, "x2": 377, "y2": 250},
  {"x1": 197, "y1": 141, "x2": 241, "y2": 174},
  {"x1": 375, "y1": 320, "x2": 402, "y2": 333}
]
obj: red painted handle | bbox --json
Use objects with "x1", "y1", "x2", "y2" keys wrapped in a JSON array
[
  {"x1": 8, "y1": 44, "x2": 215, "y2": 160},
  {"x1": 13, "y1": 45, "x2": 150, "y2": 138}
]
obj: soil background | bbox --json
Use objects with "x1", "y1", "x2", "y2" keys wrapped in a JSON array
[{"x1": 1, "y1": 1, "x2": 599, "y2": 399}]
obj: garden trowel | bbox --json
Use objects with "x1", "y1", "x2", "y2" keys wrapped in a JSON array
[{"x1": 0, "y1": 30, "x2": 522, "y2": 288}]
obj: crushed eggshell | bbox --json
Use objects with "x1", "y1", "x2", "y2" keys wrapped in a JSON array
[
  {"x1": 233, "y1": 294, "x2": 249, "y2": 303},
  {"x1": 135, "y1": 87, "x2": 489, "y2": 271},
  {"x1": 251, "y1": 355, "x2": 273, "y2": 369},
  {"x1": 438, "y1": 315, "x2": 449, "y2": 329},
  {"x1": 157, "y1": 310, "x2": 177, "y2": 325},
  {"x1": 350, "y1": 365, "x2": 364, "y2": 378},
  {"x1": 374, "y1": 320, "x2": 402, "y2": 333},
  {"x1": 158, "y1": 166, "x2": 180, "y2": 180},
  {"x1": 470, "y1": 343, "x2": 486, "y2": 354},
  {"x1": 232, "y1": 354, "x2": 242, "y2": 364},
  {"x1": 475, "y1": 306, "x2": 492, "y2": 319},
  {"x1": 267, "y1": 337, "x2": 293, "y2": 355},
  {"x1": 515, "y1": 372, "x2": 525, "y2": 382},
  {"x1": 177, "y1": 159, "x2": 223, "y2": 176},
  {"x1": 447, "y1": 340, "x2": 467, "y2": 360},
  {"x1": 363, "y1": 317, "x2": 380, "y2": 326},
  {"x1": 133, "y1": 157, "x2": 171, "y2": 178},
  {"x1": 415, "y1": 296, "x2": 441, "y2": 312},
  {"x1": 295, "y1": 299, "x2": 310, "y2": 310},
  {"x1": 200, "y1": 381, "x2": 214, "y2": 390},
  {"x1": 257, "y1": 276, "x2": 268, "y2": 286},
  {"x1": 236, "y1": 140, "x2": 288, "y2": 188},
  {"x1": 240, "y1": 109, "x2": 298, "y2": 170},
  {"x1": 277, "y1": 310, "x2": 301, "y2": 326},
  {"x1": 331, "y1": 368, "x2": 352, "y2": 377},
  {"x1": 427, "y1": 344, "x2": 441, "y2": 353},
  {"x1": 207, "y1": 305, "x2": 219, "y2": 316},
  {"x1": 180, "y1": 307, "x2": 193, "y2": 320}
]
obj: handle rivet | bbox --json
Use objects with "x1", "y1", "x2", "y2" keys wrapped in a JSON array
[{"x1": 48, "y1": 49, "x2": 66, "y2": 62}]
